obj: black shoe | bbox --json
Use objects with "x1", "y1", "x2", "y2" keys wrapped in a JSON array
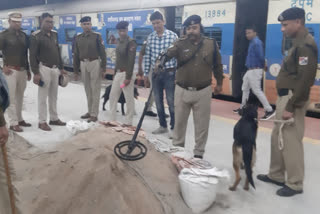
[
  {"x1": 276, "y1": 185, "x2": 303, "y2": 197},
  {"x1": 194, "y1": 155, "x2": 203, "y2": 159},
  {"x1": 145, "y1": 111, "x2": 157, "y2": 117},
  {"x1": 257, "y1": 174, "x2": 285, "y2": 187},
  {"x1": 260, "y1": 109, "x2": 275, "y2": 121},
  {"x1": 233, "y1": 108, "x2": 241, "y2": 113}
]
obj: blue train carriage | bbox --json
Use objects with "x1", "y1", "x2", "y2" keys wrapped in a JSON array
[
  {"x1": 265, "y1": 0, "x2": 320, "y2": 112},
  {"x1": 99, "y1": 9, "x2": 157, "y2": 75},
  {"x1": 183, "y1": 1, "x2": 236, "y2": 96}
]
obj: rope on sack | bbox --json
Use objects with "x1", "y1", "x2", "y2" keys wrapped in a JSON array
[{"x1": 271, "y1": 118, "x2": 295, "y2": 150}]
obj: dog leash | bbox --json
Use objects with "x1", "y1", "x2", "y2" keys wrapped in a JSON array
[{"x1": 269, "y1": 118, "x2": 295, "y2": 150}]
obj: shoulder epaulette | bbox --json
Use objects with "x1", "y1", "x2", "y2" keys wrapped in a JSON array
[{"x1": 32, "y1": 30, "x2": 41, "y2": 36}]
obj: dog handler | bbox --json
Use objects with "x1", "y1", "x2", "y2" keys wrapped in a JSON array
[{"x1": 258, "y1": 7, "x2": 318, "y2": 197}]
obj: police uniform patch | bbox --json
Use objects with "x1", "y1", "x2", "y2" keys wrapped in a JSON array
[{"x1": 299, "y1": 57, "x2": 308, "y2": 65}]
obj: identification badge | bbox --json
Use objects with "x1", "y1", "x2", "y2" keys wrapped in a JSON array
[{"x1": 299, "y1": 57, "x2": 308, "y2": 65}]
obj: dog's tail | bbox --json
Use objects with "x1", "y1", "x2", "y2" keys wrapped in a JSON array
[{"x1": 242, "y1": 142, "x2": 255, "y2": 189}]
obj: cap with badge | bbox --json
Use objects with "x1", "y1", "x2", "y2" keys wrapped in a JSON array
[
  {"x1": 278, "y1": 7, "x2": 305, "y2": 22},
  {"x1": 79, "y1": 16, "x2": 91, "y2": 23},
  {"x1": 116, "y1": 21, "x2": 129, "y2": 30},
  {"x1": 183, "y1": 15, "x2": 201, "y2": 27},
  {"x1": 8, "y1": 11, "x2": 22, "y2": 22}
]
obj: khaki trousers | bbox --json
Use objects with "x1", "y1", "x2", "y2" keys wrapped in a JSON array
[
  {"x1": 4, "y1": 69, "x2": 27, "y2": 126},
  {"x1": 147, "y1": 70, "x2": 155, "y2": 112},
  {"x1": 38, "y1": 64, "x2": 60, "y2": 123},
  {"x1": 0, "y1": 144, "x2": 21, "y2": 214},
  {"x1": 172, "y1": 85, "x2": 212, "y2": 156},
  {"x1": 81, "y1": 60, "x2": 101, "y2": 117},
  {"x1": 268, "y1": 92, "x2": 308, "y2": 191},
  {"x1": 109, "y1": 72, "x2": 135, "y2": 125}
]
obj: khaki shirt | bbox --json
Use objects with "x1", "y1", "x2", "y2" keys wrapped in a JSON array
[
  {"x1": 166, "y1": 36, "x2": 223, "y2": 88},
  {"x1": 115, "y1": 36, "x2": 137, "y2": 80},
  {"x1": 0, "y1": 28, "x2": 29, "y2": 70},
  {"x1": 29, "y1": 30, "x2": 63, "y2": 74},
  {"x1": 73, "y1": 31, "x2": 106, "y2": 73},
  {"x1": 276, "y1": 28, "x2": 318, "y2": 112}
]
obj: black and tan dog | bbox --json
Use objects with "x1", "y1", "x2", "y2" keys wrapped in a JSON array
[
  {"x1": 102, "y1": 85, "x2": 139, "y2": 115},
  {"x1": 229, "y1": 94, "x2": 259, "y2": 191}
]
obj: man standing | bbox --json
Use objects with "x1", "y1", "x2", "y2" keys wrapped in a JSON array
[
  {"x1": 233, "y1": 26, "x2": 275, "y2": 120},
  {"x1": 73, "y1": 16, "x2": 106, "y2": 122},
  {"x1": 138, "y1": 39, "x2": 157, "y2": 117},
  {"x1": 30, "y1": 12, "x2": 66, "y2": 131},
  {"x1": 257, "y1": 8, "x2": 318, "y2": 197},
  {"x1": 144, "y1": 11, "x2": 178, "y2": 136},
  {"x1": 0, "y1": 12, "x2": 31, "y2": 132},
  {"x1": 109, "y1": 21, "x2": 136, "y2": 126},
  {"x1": 156, "y1": 15, "x2": 223, "y2": 158}
]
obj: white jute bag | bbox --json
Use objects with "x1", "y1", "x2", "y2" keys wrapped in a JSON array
[{"x1": 179, "y1": 168, "x2": 229, "y2": 213}]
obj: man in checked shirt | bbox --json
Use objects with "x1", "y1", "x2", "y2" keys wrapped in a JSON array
[{"x1": 144, "y1": 11, "x2": 178, "y2": 138}]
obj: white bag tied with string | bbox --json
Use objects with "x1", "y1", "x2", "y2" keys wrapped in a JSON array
[{"x1": 179, "y1": 167, "x2": 230, "y2": 214}]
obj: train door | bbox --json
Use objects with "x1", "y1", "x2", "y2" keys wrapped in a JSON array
[
  {"x1": 163, "y1": 6, "x2": 183, "y2": 36},
  {"x1": 232, "y1": 0, "x2": 269, "y2": 98}
]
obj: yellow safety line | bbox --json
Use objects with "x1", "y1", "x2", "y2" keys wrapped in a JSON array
[{"x1": 138, "y1": 96, "x2": 319, "y2": 144}]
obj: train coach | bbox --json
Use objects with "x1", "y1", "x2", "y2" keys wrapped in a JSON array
[{"x1": 0, "y1": 0, "x2": 319, "y2": 112}]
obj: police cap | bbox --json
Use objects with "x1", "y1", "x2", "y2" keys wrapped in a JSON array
[
  {"x1": 8, "y1": 11, "x2": 22, "y2": 22},
  {"x1": 183, "y1": 15, "x2": 201, "y2": 27},
  {"x1": 116, "y1": 21, "x2": 129, "y2": 29},
  {"x1": 80, "y1": 16, "x2": 91, "y2": 23},
  {"x1": 278, "y1": 7, "x2": 305, "y2": 22}
]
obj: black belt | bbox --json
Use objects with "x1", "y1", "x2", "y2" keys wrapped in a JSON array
[
  {"x1": 277, "y1": 88, "x2": 290, "y2": 97},
  {"x1": 176, "y1": 82, "x2": 210, "y2": 91}
]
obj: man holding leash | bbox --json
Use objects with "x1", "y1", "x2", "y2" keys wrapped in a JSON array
[{"x1": 258, "y1": 7, "x2": 318, "y2": 197}]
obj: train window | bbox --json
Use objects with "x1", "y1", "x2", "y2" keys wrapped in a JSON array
[
  {"x1": 133, "y1": 28, "x2": 152, "y2": 45},
  {"x1": 282, "y1": 36, "x2": 292, "y2": 55},
  {"x1": 308, "y1": 27, "x2": 314, "y2": 36},
  {"x1": 65, "y1": 28, "x2": 76, "y2": 42},
  {"x1": 204, "y1": 27, "x2": 222, "y2": 49},
  {"x1": 106, "y1": 29, "x2": 119, "y2": 44}
]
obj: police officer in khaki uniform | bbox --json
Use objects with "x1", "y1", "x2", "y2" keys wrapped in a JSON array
[
  {"x1": 0, "y1": 12, "x2": 32, "y2": 132},
  {"x1": 138, "y1": 40, "x2": 157, "y2": 117},
  {"x1": 109, "y1": 21, "x2": 137, "y2": 125},
  {"x1": 30, "y1": 13, "x2": 67, "y2": 131},
  {"x1": 258, "y1": 8, "x2": 318, "y2": 197},
  {"x1": 73, "y1": 16, "x2": 106, "y2": 122},
  {"x1": 156, "y1": 15, "x2": 223, "y2": 158}
]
